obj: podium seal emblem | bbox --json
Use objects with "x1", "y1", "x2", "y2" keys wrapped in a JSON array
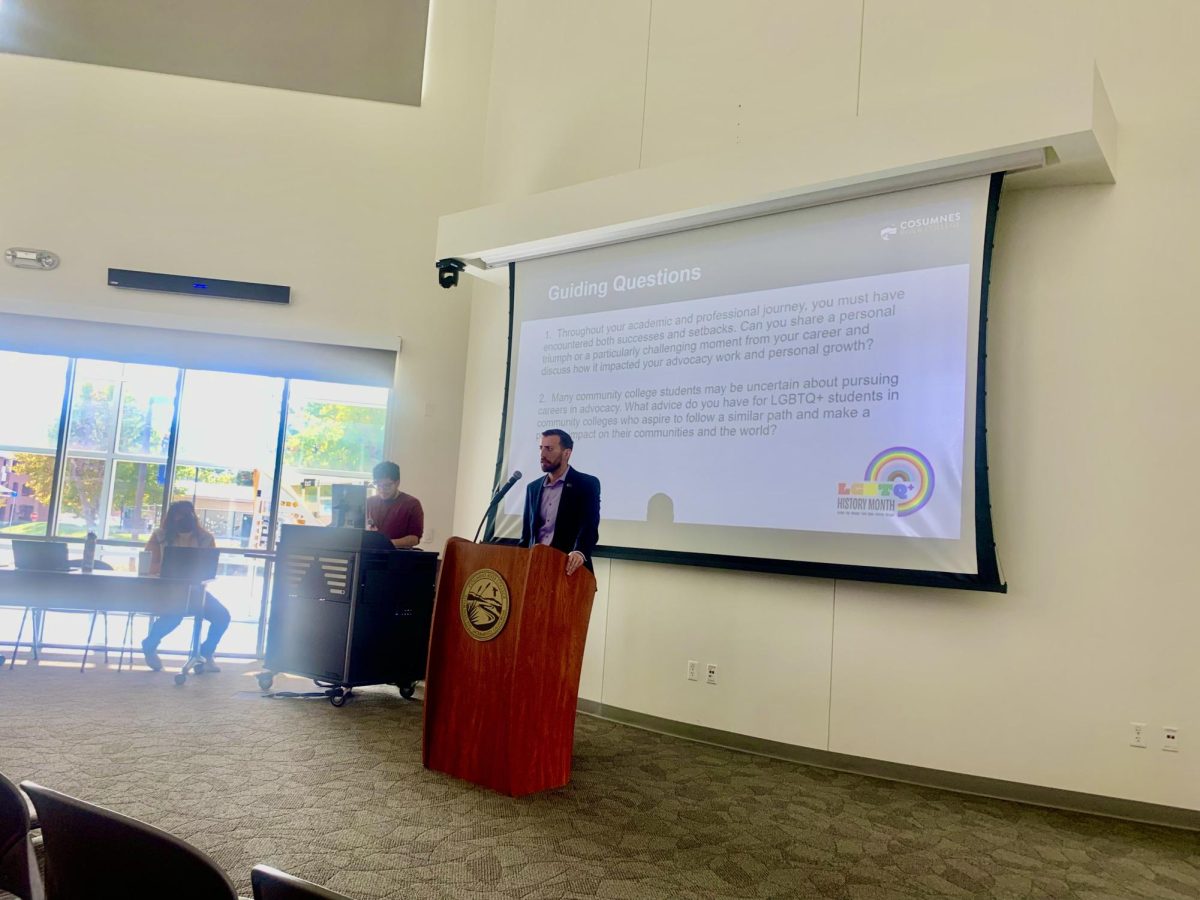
[{"x1": 460, "y1": 568, "x2": 510, "y2": 641}]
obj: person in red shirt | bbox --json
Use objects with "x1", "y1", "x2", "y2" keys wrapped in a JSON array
[{"x1": 366, "y1": 461, "x2": 424, "y2": 548}]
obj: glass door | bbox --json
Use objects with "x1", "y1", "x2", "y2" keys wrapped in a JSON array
[{"x1": 168, "y1": 370, "x2": 285, "y2": 655}]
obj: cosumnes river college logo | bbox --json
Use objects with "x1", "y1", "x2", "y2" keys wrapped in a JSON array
[
  {"x1": 460, "y1": 568, "x2": 510, "y2": 642},
  {"x1": 837, "y1": 447, "x2": 935, "y2": 518}
]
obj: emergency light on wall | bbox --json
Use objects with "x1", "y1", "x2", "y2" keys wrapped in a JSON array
[{"x1": 5, "y1": 248, "x2": 60, "y2": 270}]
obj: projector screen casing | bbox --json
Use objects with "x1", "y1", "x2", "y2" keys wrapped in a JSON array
[{"x1": 486, "y1": 174, "x2": 1005, "y2": 592}]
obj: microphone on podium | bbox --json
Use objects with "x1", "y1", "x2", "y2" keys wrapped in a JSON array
[{"x1": 473, "y1": 470, "x2": 522, "y2": 542}]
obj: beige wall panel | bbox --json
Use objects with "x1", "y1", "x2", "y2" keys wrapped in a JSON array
[
  {"x1": 831, "y1": 0, "x2": 1200, "y2": 808},
  {"x1": 640, "y1": 0, "x2": 862, "y2": 168},
  {"x1": 858, "y1": 0, "x2": 1092, "y2": 116},
  {"x1": 0, "y1": 0, "x2": 497, "y2": 550},
  {"x1": 0, "y1": 0, "x2": 430, "y2": 106},
  {"x1": 601, "y1": 561, "x2": 834, "y2": 749},
  {"x1": 479, "y1": 0, "x2": 651, "y2": 203},
  {"x1": 577, "y1": 557, "x2": 611, "y2": 702},
  {"x1": 451, "y1": 280, "x2": 511, "y2": 541}
]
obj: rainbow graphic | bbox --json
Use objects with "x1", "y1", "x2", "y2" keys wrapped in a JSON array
[{"x1": 864, "y1": 447, "x2": 935, "y2": 517}]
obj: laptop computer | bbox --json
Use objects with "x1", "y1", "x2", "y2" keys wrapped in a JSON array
[
  {"x1": 11, "y1": 539, "x2": 71, "y2": 572},
  {"x1": 160, "y1": 545, "x2": 220, "y2": 582},
  {"x1": 277, "y1": 523, "x2": 394, "y2": 552}
]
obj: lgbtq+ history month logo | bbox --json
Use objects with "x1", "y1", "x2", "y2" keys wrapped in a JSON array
[{"x1": 836, "y1": 447, "x2": 935, "y2": 518}]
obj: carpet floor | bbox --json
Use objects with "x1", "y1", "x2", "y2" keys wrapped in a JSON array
[{"x1": 0, "y1": 659, "x2": 1197, "y2": 899}]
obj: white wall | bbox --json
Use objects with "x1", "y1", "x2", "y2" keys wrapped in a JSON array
[
  {"x1": 453, "y1": 0, "x2": 1200, "y2": 810},
  {"x1": 0, "y1": 0, "x2": 497, "y2": 546}
]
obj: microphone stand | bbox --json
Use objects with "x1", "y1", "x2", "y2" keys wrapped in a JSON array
[
  {"x1": 472, "y1": 501, "x2": 498, "y2": 543},
  {"x1": 473, "y1": 473, "x2": 521, "y2": 542}
]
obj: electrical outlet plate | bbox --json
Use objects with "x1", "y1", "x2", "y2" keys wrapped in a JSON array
[
  {"x1": 686, "y1": 660, "x2": 699, "y2": 681},
  {"x1": 1162, "y1": 727, "x2": 1180, "y2": 752},
  {"x1": 706, "y1": 664, "x2": 718, "y2": 685},
  {"x1": 1130, "y1": 722, "x2": 1147, "y2": 748}
]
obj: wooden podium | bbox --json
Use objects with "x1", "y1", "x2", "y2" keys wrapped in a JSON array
[{"x1": 422, "y1": 537, "x2": 596, "y2": 796}]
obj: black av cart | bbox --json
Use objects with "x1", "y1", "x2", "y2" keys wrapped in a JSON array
[{"x1": 258, "y1": 526, "x2": 437, "y2": 706}]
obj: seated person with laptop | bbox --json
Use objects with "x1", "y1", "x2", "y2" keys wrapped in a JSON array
[
  {"x1": 366, "y1": 461, "x2": 424, "y2": 549},
  {"x1": 140, "y1": 500, "x2": 230, "y2": 673}
]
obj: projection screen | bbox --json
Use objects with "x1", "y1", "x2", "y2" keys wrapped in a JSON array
[{"x1": 487, "y1": 173, "x2": 1005, "y2": 591}]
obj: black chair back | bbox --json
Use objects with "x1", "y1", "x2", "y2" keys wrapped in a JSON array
[
  {"x1": 252, "y1": 864, "x2": 354, "y2": 900},
  {"x1": 0, "y1": 772, "x2": 44, "y2": 900},
  {"x1": 161, "y1": 545, "x2": 220, "y2": 582},
  {"x1": 20, "y1": 781, "x2": 237, "y2": 900}
]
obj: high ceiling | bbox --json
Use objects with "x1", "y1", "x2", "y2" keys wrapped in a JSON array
[{"x1": 0, "y1": 0, "x2": 430, "y2": 105}]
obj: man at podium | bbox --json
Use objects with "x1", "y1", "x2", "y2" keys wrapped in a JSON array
[
  {"x1": 519, "y1": 429, "x2": 600, "y2": 575},
  {"x1": 366, "y1": 461, "x2": 424, "y2": 549}
]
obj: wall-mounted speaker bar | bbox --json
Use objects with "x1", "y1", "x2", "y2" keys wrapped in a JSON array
[{"x1": 108, "y1": 268, "x2": 290, "y2": 304}]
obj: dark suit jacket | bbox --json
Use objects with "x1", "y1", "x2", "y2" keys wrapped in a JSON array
[{"x1": 519, "y1": 466, "x2": 601, "y2": 570}]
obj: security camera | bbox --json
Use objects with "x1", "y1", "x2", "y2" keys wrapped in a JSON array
[{"x1": 436, "y1": 258, "x2": 465, "y2": 289}]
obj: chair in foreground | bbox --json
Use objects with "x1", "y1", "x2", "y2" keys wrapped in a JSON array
[
  {"x1": 19, "y1": 781, "x2": 238, "y2": 900},
  {"x1": 0, "y1": 772, "x2": 44, "y2": 900},
  {"x1": 252, "y1": 864, "x2": 354, "y2": 900}
]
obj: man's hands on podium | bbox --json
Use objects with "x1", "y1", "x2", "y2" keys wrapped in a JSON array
[
  {"x1": 566, "y1": 551, "x2": 586, "y2": 576},
  {"x1": 391, "y1": 535, "x2": 420, "y2": 549}
]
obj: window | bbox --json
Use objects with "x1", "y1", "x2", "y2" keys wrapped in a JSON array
[
  {"x1": 0, "y1": 350, "x2": 69, "y2": 535},
  {"x1": 279, "y1": 380, "x2": 389, "y2": 528},
  {"x1": 1, "y1": 347, "x2": 390, "y2": 657},
  {"x1": 171, "y1": 370, "x2": 284, "y2": 550},
  {"x1": 57, "y1": 361, "x2": 179, "y2": 540}
]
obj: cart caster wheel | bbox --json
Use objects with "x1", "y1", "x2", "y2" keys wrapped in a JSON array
[
  {"x1": 399, "y1": 683, "x2": 415, "y2": 700},
  {"x1": 174, "y1": 673, "x2": 187, "y2": 686},
  {"x1": 257, "y1": 673, "x2": 274, "y2": 691},
  {"x1": 329, "y1": 687, "x2": 348, "y2": 707}
]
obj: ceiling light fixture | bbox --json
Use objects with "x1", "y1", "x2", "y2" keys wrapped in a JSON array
[{"x1": 5, "y1": 248, "x2": 60, "y2": 270}]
